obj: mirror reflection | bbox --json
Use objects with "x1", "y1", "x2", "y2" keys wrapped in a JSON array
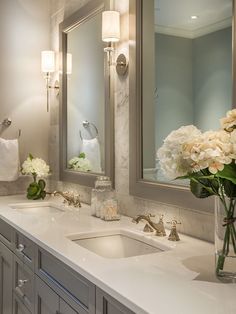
[
  {"x1": 142, "y1": 0, "x2": 233, "y2": 184},
  {"x1": 67, "y1": 11, "x2": 105, "y2": 174}
]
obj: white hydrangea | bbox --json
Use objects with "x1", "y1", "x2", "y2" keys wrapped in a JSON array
[
  {"x1": 68, "y1": 156, "x2": 92, "y2": 172},
  {"x1": 21, "y1": 156, "x2": 50, "y2": 177},
  {"x1": 182, "y1": 130, "x2": 234, "y2": 174},
  {"x1": 157, "y1": 125, "x2": 202, "y2": 179},
  {"x1": 220, "y1": 109, "x2": 236, "y2": 132}
]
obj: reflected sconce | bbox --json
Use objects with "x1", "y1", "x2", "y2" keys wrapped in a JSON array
[
  {"x1": 102, "y1": 11, "x2": 128, "y2": 76},
  {"x1": 41, "y1": 50, "x2": 59, "y2": 112}
]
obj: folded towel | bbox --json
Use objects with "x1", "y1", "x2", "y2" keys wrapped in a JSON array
[
  {"x1": 0, "y1": 138, "x2": 19, "y2": 181},
  {"x1": 81, "y1": 137, "x2": 102, "y2": 173}
]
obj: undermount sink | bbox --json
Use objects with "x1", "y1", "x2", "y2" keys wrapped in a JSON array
[
  {"x1": 67, "y1": 229, "x2": 170, "y2": 259},
  {"x1": 9, "y1": 202, "x2": 65, "y2": 215}
]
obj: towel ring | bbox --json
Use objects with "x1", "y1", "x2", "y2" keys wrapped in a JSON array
[
  {"x1": 79, "y1": 120, "x2": 98, "y2": 140},
  {"x1": 0, "y1": 118, "x2": 12, "y2": 127}
]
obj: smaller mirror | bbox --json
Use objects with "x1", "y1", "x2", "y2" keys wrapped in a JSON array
[{"x1": 60, "y1": 0, "x2": 114, "y2": 187}]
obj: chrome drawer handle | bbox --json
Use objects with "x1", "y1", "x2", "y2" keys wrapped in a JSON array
[
  {"x1": 18, "y1": 279, "x2": 28, "y2": 288},
  {"x1": 16, "y1": 244, "x2": 25, "y2": 252}
]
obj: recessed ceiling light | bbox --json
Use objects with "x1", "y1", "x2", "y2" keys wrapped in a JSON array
[{"x1": 191, "y1": 15, "x2": 199, "y2": 20}]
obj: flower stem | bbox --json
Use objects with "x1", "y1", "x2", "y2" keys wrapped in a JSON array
[{"x1": 216, "y1": 195, "x2": 236, "y2": 276}]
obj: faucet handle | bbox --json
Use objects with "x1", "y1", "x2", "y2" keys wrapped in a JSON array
[
  {"x1": 147, "y1": 213, "x2": 155, "y2": 218},
  {"x1": 167, "y1": 220, "x2": 181, "y2": 241}
]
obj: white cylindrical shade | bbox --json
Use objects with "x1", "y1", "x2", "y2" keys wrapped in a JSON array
[
  {"x1": 67, "y1": 53, "x2": 72, "y2": 75},
  {"x1": 41, "y1": 51, "x2": 55, "y2": 73},
  {"x1": 102, "y1": 11, "x2": 120, "y2": 43}
]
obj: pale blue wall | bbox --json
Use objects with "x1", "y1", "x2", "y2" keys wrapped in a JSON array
[
  {"x1": 193, "y1": 27, "x2": 232, "y2": 131},
  {"x1": 155, "y1": 33, "x2": 193, "y2": 149},
  {"x1": 155, "y1": 27, "x2": 232, "y2": 152}
]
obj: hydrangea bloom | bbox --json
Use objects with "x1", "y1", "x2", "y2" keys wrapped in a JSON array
[
  {"x1": 157, "y1": 125, "x2": 202, "y2": 179},
  {"x1": 21, "y1": 156, "x2": 50, "y2": 177},
  {"x1": 220, "y1": 109, "x2": 236, "y2": 132},
  {"x1": 182, "y1": 130, "x2": 234, "y2": 174},
  {"x1": 68, "y1": 156, "x2": 92, "y2": 172}
]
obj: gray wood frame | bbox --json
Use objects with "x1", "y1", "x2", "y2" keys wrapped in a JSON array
[
  {"x1": 129, "y1": 0, "x2": 236, "y2": 212},
  {"x1": 59, "y1": 0, "x2": 115, "y2": 188}
]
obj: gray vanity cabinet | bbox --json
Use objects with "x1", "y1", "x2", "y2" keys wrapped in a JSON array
[
  {"x1": 0, "y1": 217, "x2": 135, "y2": 314},
  {"x1": 0, "y1": 240, "x2": 13, "y2": 314},
  {"x1": 96, "y1": 289, "x2": 134, "y2": 314}
]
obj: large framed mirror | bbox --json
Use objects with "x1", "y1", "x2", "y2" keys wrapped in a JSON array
[
  {"x1": 59, "y1": 0, "x2": 114, "y2": 187},
  {"x1": 130, "y1": 0, "x2": 236, "y2": 211}
]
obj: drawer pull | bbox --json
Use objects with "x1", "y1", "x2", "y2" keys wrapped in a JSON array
[
  {"x1": 18, "y1": 279, "x2": 28, "y2": 288},
  {"x1": 17, "y1": 244, "x2": 25, "y2": 252}
]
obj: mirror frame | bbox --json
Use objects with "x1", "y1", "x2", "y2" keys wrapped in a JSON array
[
  {"x1": 129, "y1": 0, "x2": 236, "y2": 212},
  {"x1": 59, "y1": 0, "x2": 114, "y2": 187}
]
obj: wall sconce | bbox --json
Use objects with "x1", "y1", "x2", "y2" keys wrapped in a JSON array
[
  {"x1": 41, "y1": 50, "x2": 59, "y2": 112},
  {"x1": 102, "y1": 11, "x2": 128, "y2": 76}
]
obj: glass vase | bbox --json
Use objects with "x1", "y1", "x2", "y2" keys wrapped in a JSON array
[{"x1": 215, "y1": 196, "x2": 236, "y2": 281}]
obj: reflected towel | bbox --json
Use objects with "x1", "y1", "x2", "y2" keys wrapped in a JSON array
[
  {"x1": 81, "y1": 137, "x2": 102, "y2": 173},
  {"x1": 0, "y1": 138, "x2": 19, "y2": 181}
]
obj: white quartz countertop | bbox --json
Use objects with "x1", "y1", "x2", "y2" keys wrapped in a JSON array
[{"x1": 0, "y1": 195, "x2": 235, "y2": 314}]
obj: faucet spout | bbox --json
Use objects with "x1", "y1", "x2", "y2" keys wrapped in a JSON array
[
  {"x1": 132, "y1": 214, "x2": 166, "y2": 236},
  {"x1": 50, "y1": 191, "x2": 81, "y2": 208}
]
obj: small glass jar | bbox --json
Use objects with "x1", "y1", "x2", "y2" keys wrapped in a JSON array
[{"x1": 91, "y1": 176, "x2": 115, "y2": 218}]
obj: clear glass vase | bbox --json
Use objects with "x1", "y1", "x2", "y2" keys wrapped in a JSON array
[{"x1": 215, "y1": 196, "x2": 236, "y2": 281}]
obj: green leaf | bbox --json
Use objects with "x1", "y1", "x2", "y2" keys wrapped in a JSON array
[
  {"x1": 216, "y1": 163, "x2": 236, "y2": 185},
  {"x1": 41, "y1": 191, "x2": 46, "y2": 199},
  {"x1": 27, "y1": 183, "x2": 38, "y2": 196},
  {"x1": 38, "y1": 179, "x2": 46, "y2": 190},
  {"x1": 29, "y1": 153, "x2": 34, "y2": 161},
  {"x1": 79, "y1": 152, "x2": 85, "y2": 159},
  {"x1": 190, "y1": 179, "x2": 214, "y2": 198},
  {"x1": 222, "y1": 179, "x2": 236, "y2": 198}
]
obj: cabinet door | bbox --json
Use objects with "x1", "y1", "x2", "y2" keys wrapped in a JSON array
[
  {"x1": 35, "y1": 276, "x2": 59, "y2": 314},
  {"x1": 0, "y1": 241, "x2": 13, "y2": 314},
  {"x1": 96, "y1": 288, "x2": 134, "y2": 314},
  {"x1": 13, "y1": 294, "x2": 31, "y2": 314}
]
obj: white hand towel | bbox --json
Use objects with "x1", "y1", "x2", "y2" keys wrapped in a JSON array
[
  {"x1": 81, "y1": 137, "x2": 102, "y2": 173},
  {"x1": 0, "y1": 138, "x2": 19, "y2": 181}
]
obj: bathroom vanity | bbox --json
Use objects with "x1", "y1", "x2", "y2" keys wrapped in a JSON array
[{"x1": 0, "y1": 195, "x2": 235, "y2": 314}]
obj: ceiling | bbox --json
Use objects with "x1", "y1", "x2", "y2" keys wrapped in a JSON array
[{"x1": 154, "y1": 0, "x2": 232, "y2": 38}]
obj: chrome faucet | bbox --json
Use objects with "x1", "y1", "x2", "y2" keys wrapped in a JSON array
[
  {"x1": 132, "y1": 214, "x2": 166, "y2": 236},
  {"x1": 51, "y1": 191, "x2": 81, "y2": 208}
]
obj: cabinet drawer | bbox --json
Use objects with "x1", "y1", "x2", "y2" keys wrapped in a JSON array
[
  {"x1": 14, "y1": 231, "x2": 35, "y2": 270},
  {"x1": 0, "y1": 218, "x2": 13, "y2": 249},
  {"x1": 13, "y1": 293, "x2": 32, "y2": 314},
  {"x1": 36, "y1": 247, "x2": 95, "y2": 314},
  {"x1": 13, "y1": 256, "x2": 35, "y2": 313}
]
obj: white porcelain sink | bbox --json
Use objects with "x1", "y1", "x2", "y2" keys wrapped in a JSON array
[
  {"x1": 67, "y1": 229, "x2": 170, "y2": 259},
  {"x1": 9, "y1": 202, "x2": 65, "y2": 215}
]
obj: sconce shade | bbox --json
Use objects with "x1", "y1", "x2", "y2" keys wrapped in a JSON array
[
  {"x1": 102, "y1": 11, "x2": 120, "y2": 42},
  {"x1": 67, "y1": 53, "x2": 72, "y2": 75},
  {"x1": 41, "y1": 50, "x2": 55, "y2": 73}
]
